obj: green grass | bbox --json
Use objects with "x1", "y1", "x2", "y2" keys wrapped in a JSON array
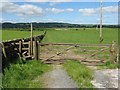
[
  {"x1": 42, "y1": 28, "x2": 118, "y2": 44},
  {"x1": 2, "y1": 28, "x2": 118, "y2": 44},
  {"x1": 98, "y1": 61, "x2": 118, "y2": 69},
  {"x1": 73, "y1": 47, "x2": 110, "y2": 61},
  {"x1": 63, "y1": 60, "x2": 93, "y2": 88},
  {"x1": 2, "y1": 30, "x2": 44, "y2": 41},
  {"x1": 2, "y1": 60, "x2": 51, "y2": 88}
]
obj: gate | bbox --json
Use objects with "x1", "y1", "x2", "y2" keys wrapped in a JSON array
[{"x1": 39, "y1": 42, "x2": 117, "y2": 65}]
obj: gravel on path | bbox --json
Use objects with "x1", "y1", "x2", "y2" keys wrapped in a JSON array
[
  {"x1": 91, "y1": 69, "x2": 119, "y2": 89},
  {"x1": 42, "y1": 65, "x2": 78, "y2": 88}
]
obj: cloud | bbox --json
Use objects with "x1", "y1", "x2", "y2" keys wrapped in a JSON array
[
  {"x1": 46, "y1": 8, "x2": 74, "y2": 14},
  {"x1": 49, "y1": 2, "x2": 59, "y2": 6},
  {"x1": 78, "y1": 8, "x2": 96, "y2": 16},
  {"x1": 1, "y1": 3, "x2": 18, "y2": 12},
  {"x1": 1, "y1": 2, "x2": 43, "y2": 16},
  {"x1": 102, "y1": 6, "x2": 118, "y2": 13},
  {"x1": 17, "y1": 4, "x2": 43, "y2": 16},
  {"x1": 0, "y1": 17, "x2": 4, "y2": 23},
  {"x1": 42, "y1": 19, "x2": 65, "y2": 22},
  {"x1": 25, "y1": 0, "x2": 72, "y2": 2},
  {"x1": 52, "y1": 0, "x2": 72, "y2": 2},
  {"x1": 79, "y1": 6, "x2": 118, "y2": 16},
  {"x1": 66, "y1": 8, "x2": 74, "y2": 11},
  {"x1": 0, "y1": 0, "x2": 10, "y2": 2}
]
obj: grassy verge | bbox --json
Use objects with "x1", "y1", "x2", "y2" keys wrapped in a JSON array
[
  {"x1": 98, "y1": 61, "x2": 118, "y2": 69},
  {"x1": 2, "y1": 60, "x2": 51, "y2": 88},
  {"x1": 63, "y1": 60, "x2": 93, "y2": 88}
]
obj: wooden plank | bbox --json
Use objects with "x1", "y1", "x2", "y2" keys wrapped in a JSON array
[
  {"x1": 15, "y1": 42, "x2": 29, "y2": 45},
  {"x1": 39, "y1": 43, "x2": 110, "y2": 47},
  {"x1": 22, "y1": 48, "x2": 29, "y2": 50},
  {"x1": 22, "y1": 42, "x2": 30, "y2": 45},
  {"x1": 19, "y1": 41, "x2": 22, "y2": 54}
]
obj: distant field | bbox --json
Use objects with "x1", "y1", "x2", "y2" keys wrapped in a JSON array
[
  {"x1": 2, "y1": 30, "x2": 44, "y2": 41},
  {"x1": 42, "y1": 28, "x2": 118, "y2": 44},
  {"x1": 2, "y1": 28, "x2": 118, "y2": 44}
]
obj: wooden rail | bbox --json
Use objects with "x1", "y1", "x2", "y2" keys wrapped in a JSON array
[{"x1": 39, "y1": 43, "x2": 111, "y2": 47}]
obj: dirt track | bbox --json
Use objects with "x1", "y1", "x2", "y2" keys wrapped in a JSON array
[{"x1": 42, "y1": 65, "x2": 78, "y2": 88}]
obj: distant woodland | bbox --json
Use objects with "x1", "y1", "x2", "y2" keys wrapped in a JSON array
[{"x1": 1, "y1": 22, "x2": 118, "y2": 30}]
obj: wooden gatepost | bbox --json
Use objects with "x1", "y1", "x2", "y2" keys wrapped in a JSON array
[
  {"x1": 32, "y1": 31, "x2": 46, "y2": 60},
  {"x1": 33, "y1": 39, "x2": 39, "y2": 60},
  {"x1": 109, "y1": 41, "x2": 117, "y2": 63}
]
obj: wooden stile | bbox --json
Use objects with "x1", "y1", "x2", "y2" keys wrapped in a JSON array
[{"x1": 2, "y1": 33, "x2": 46, "y2": 66}]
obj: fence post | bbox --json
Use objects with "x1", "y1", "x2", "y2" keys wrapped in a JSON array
[
  {"x1": 37, "y1": 41, "x2": 39, "y2": 60},
  {"x1": 110, "y1": 41, "x2": 117, "y2": 63},
  {"x1": 33, "y1": 39, "x2": 39, "y2": 60},
  {"x1": 28, "y1": 41, "x2": 31, "y2": 56},
  {"x1": 116, "y1": 43, "x2": 119, "y2": 63},
  {"x1": 19, "y1": 40, "x2": 22, "y2": 56}
]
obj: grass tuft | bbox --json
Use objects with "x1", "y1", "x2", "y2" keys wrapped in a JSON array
[
  {"x1": 2, "y1": 60, "x2": 51, "y2": 88},
  {"x1": 63, "y1": 60, "x2": 93, "y2": 88}
]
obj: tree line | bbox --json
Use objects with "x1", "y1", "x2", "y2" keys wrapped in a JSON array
[{"x1": 2, "y1": 22, "x2": 118, "y2": 30}]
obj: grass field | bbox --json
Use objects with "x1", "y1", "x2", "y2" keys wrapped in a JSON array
[
  {"x1": 2, "y1": 30, "x2": 44, "y2": 41},
  {"x1": 2, "y1": 28, "x2": 118, "y2": 44}
]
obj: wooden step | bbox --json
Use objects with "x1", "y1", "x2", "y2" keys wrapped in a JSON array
[
  {"x1": 80, "y1": 60, "x2": 104, "y2": 63},
  {"x1": 44, "y1": 61, "x2": 64, "y2": 65},
  {"x1": 22, "y1": 48, "x2": 29, "y2": 50}
]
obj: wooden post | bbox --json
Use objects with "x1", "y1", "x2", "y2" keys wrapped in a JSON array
[
  {"x1": 100, "y1": 0, "x2": 103, "y2": 43},
  {"x1": 31, "y1": 23, "x2": 33, "y2": 56},
  {"x1": 37, "y1": 41, "x2": 39, "y2": 60},
  {"x1": 33, "y1": 41, "x2": 36, "y2": 59},
  {"x1": 116, "y1": 48, "x2": 119, "y2": 63},
  {"x1": 0, "y1": 43, "x2": 2, "y2": 73},
  {"x1": 33, "y1": 39, "x2": 39, "y2": 60},
  {"x1": 28, "y1": 41, "x2": 31, "y2": 56},
  {"x1": 110, "y1": 41, "x2": 116, "y2": 63},
  {"x1": 19, "y1": 40, "x2": 22, "y2": 56}
]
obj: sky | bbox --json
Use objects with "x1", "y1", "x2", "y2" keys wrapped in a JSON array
[{"x1": 0, "y1": 0, "x2": 119, "y2": 25}]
